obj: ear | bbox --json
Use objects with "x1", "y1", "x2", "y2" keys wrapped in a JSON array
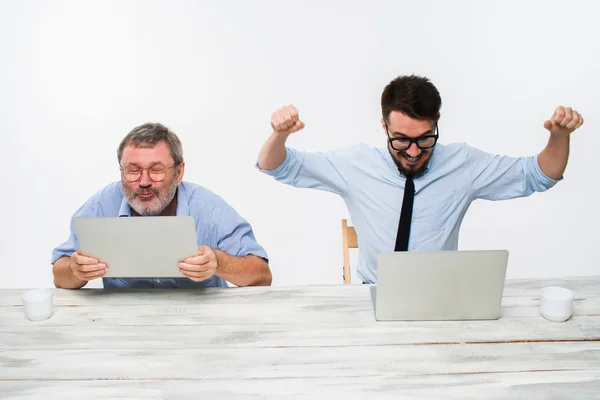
[
  {"x1": 380, "y1": 118, "x2": 387, "y2": 133},
  {"x1": 176, "y1": 161, "x2": 185, "y2": 184},
  {"x1": 432, "y1": 115, "x2": 440, "y2": 131}
]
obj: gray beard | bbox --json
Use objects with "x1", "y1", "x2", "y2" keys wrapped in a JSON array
[{"x1": 124, "y1": 180, "x2": 178, "y2": 216}]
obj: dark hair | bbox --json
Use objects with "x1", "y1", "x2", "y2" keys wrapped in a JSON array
[
  {"x1": 381, "y1": 75, "x2": 442, "y2": 122},
  {"x1": 117, "y1": 122, "x2": 184, "y2": 164}
]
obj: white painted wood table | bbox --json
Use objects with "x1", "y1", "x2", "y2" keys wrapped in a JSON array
[{"x1": 1, "y1": 277, "x2": 599, "y2": 399}]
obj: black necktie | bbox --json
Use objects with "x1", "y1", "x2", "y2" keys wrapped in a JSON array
[{"x1": 394, "y1": 175, "x2": 415, "y2": 251}]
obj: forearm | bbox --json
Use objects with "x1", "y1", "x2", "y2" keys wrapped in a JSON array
[
  {"x1": 257, "y1": 132, "x2": 290, "y2": 170},
  {"x1": 538, "y1": 134, "x2": 570, "y2": 180},
  {"x1": 214, "y1": 250, "x2": 272, "y2": 286},
  {"x1": 52, "y1": 256, "x2": 87, "y2": 289}
]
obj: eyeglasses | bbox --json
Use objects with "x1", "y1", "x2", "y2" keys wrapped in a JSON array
[
  {"x1": 120, "y1": 163, "x2": 180, "y2": 182},
  {"x1": 385, "y1": 123, "x2": 439, "y2": 151}
]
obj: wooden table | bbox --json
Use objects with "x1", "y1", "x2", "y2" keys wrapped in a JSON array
[{"x1": 1, "y1": 277, "x2": 599, "y2": 399}]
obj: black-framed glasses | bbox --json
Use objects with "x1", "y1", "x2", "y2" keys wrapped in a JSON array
[
  {"x1": 385, "y1": 123, "x2": 439, "y2": 151},
  {"x1": 120, "y1": 163, "x2": 180, "y2": 182}
]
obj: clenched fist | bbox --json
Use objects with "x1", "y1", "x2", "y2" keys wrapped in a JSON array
[
  {"x1": 271, "y1": 105, "x2": 305, "y2": 135},
  {"x1": 544, "y1": 106, "x2": 584, "y2": 137}
]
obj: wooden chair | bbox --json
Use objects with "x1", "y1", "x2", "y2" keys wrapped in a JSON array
[{"x1": 341, "y1": 219, "x2": 358, "y2": 284}]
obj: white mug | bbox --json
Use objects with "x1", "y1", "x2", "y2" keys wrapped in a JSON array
[
  {"x1": 540, "y1": 286, "x2": 574, "y2": 322},
  {"x1": 22, "y1": 288, "x2": 54, "y2": 321}
]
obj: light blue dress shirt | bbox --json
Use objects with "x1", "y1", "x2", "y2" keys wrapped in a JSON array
[
  {"x1": 51, "y1": 181, "x2": 268, "y2": 288},
  {"x1": 258, "y1": 142, "x2": 560, "y2": 284}
]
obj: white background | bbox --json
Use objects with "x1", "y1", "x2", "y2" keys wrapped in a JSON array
[{"x1": 1, "y1": 0, "x2": 598, "y2": 289}]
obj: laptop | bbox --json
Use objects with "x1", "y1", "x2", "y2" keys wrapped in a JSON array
[
  {"x1": 73, "y1": 216, "x2": 199, "y2": 278},
  {"x1": 370, "y1": 250, "x2": 509, "y2": 321}
]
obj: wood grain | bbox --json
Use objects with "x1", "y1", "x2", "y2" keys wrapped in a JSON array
[
  {"x1": 3, "y1": 370, "x2": 600, "y2": 400},
  {"x1": 1, "y1": 277, "x2": 598, "y2": 398},
  {"x1": 2, "y1": 342, "x2": 600, "y2": 380},
  {"x1": 1, "y1": 277, "x2": 597, "y2": 307}
]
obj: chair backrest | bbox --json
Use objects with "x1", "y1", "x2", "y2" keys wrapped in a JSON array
[{"x1": 341, "y1": 219, "x2": 358, "y2": 284}]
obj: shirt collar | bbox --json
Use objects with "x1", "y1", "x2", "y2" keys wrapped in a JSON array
[
  {"x1": 175, "y1": 182, "x2": 190, "y2": 216},
  {"x1": 118, "y1": 196, "x2": 132, "y2": 217}
]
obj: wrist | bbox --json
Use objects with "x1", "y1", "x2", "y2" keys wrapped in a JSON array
[
  {"x1": 213, "y1": 249, "x2": 223, "y2": 272},
  {"x1": 271, "y1": 131, "x2": 291, "y2": 143},
  {"x1": 549, "y1": 132, "x2": 571, "y2": 143}
]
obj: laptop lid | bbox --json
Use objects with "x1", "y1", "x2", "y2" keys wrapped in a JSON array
[
  {"x1": 73, "y1": 216, "x2": 198, "y2": 278},
  {"x1": 372, "y1": 250, "x2": 509, "y2": 321}
]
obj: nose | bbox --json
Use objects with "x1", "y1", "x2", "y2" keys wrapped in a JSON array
[
  {"x1": 405, "y1": 142, "x2": 422, "y2": 158},
  {"x1": 139, "y1": 170, "x2": 152, "y2": 187}
]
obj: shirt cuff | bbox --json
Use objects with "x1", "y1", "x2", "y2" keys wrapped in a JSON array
[
  {"x1": 51, "y1": 250, "x2": 71, "y2": 265},
  {"x1": 533, "y1": 154, "x2": 563, "y2": 189},
  {"x1": 255, "y1": 147, "x2": 296, "y2": 178}
]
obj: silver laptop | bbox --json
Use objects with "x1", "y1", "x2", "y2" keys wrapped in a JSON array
[
  {"x1": 73, "y1": 216, "x2": 199, "y2": 278},
  {"x1": 370, "y1": 250, "x2": 509, "y2": 321}
]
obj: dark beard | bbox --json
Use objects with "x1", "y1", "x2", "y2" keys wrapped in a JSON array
[{"x1": 389, "y1": 148, "x2": 431, "y2": 178}]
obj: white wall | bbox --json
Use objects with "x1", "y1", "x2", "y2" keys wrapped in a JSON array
[{"x1": 1, "y1": 0, "x2": 598, "y2": 289}]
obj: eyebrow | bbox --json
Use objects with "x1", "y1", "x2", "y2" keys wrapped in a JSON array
[
  {"x1": 390, "y1": 130, "x2": 434, "y2": 138},
  {"x1": 122, "y1": 162, "x2": 166, "y2": 169}
]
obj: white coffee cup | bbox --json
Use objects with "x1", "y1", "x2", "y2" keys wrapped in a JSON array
[
  {"x1": 22, "y1": 288, "x2": 54, "y2": 321},
  {"x1": 539, "y1": 286, "x2": 574, "y2": 322}
]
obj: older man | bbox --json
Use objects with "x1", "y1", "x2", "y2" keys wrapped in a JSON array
[{"x1": 53, "y1": 122, "x2": 271, "y2": 289}]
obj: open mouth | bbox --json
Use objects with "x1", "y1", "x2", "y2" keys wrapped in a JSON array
[{"x1": 402, "y1": 154, "x2": 421, "y2": 164}]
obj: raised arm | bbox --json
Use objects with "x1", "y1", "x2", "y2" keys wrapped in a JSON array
[
  {"x1": 538, "y1": 106, "x2": 584, "y2": 180},
  {"x1": 258, "y1": 105, "x2": 305, "y2": 170}
]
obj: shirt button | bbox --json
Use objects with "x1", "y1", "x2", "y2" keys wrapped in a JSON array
[
  {"x1": 411, "y1": 245, "x2": 416, "y2": 250},
  {"x1": 156, "y1": 279, "x2": 161, "y2": 283}
]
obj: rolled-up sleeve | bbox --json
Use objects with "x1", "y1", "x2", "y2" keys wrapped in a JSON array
[
  {"x1": 216, "y1": 207, "x2": 268, "y2": 260},
  {"x1": 50, "y1": 202, "x2": 96, "y2": 264},
  {"x1": 466, "y1": 145, "x2": 562, "y2": 201},
  {"x1": 256, "y1": 147, "x2": 348, "y2": 196}
]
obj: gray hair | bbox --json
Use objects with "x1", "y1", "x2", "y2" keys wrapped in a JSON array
[{"x1": 117, "y1": 122, "x2": 184, "y2": 165}]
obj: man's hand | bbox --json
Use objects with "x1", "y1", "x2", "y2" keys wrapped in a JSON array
[
  {"x1": 69, "y1": 250, "x2": 108, "y2": 281},
  {"x1": 544, "y1": 106, "x2": 584, "y2": 137},
  {"x1": 178, "y1": 245, "x2": 218, "y2": 282},
  {"x1": 271, "y1": 105, "x2": 305, "y2": 136}
]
